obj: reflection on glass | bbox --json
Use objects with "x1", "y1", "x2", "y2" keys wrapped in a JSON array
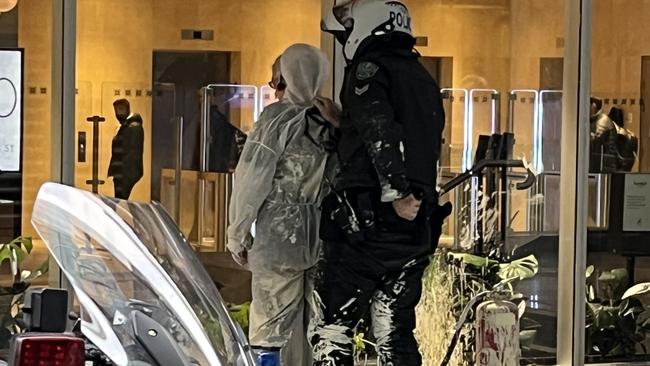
[
  {"x1": 32, "y1": 183, "x2": 255, "y2": 365},
  {"x1": 57, "y1": 0, "x2": 579, "y2": 363},
  {"x1": 585, "y1": 0, "x2": 650, "y2": 362},
  {"x1": 0, "y1": 0, "x2": 57, "y2": 351},
  {"x1": 409, "y1": 1, "x2": 567, "y2": 363}
]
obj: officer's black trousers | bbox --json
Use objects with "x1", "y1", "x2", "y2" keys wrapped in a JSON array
[{"x1": 310, "y1": 202, "x2": 431, "y2": 366}]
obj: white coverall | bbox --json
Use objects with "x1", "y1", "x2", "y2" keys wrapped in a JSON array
[{"x1": 227, "y1": 44, "x2": 332, "y2": 366}]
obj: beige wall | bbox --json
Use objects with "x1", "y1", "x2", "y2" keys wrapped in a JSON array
[
  {"x1": 73, "y1": 0, "x2": 322, "y2": 203},
  {"x1": 18, "y1": 0, "x2": 52, "y2": 238},
  {"x1": 408, "y1": 0, "x2": 650, "y2": 172},
  {"x1": 408, "y1": 0, "x2": 565, "y2": 166},
  {"x1": 592, "y1": 0, "x2": 650, "y2": 171}
]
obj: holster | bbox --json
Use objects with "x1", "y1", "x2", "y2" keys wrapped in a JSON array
[
  {"x1": 319, "y1": 189, "x2": 376, "y2": 243},
  {"x1": 428, "y1": 201, "x2": 453, "y2": 253}
]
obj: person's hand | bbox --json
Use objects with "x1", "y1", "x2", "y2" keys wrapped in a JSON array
[
  {"x1": 392, "y1": 194, "x2": 422, "y2": 221},
  {"x1": 313, "y1": 96, "x2": 341, "y2": 128},
  {"x1": 231, "y1": 249, "x2": 248, "y2": 268}
]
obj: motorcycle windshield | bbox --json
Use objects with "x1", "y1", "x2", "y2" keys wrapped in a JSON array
[{"x1": 31, "y1": 183, "x2": 256, "y2": 366}]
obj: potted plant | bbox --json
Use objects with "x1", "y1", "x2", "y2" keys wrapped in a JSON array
[
  {"x1": 0, "y1": 236, "x2": 49, "y2": 349},
  {"x1": 585, "y1": 266, "x2": 650, "y2": 359},
  {"x1": 416, "y1": 251, "x2": 541, "y2": 365}
]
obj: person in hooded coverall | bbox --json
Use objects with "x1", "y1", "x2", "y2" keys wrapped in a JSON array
[
  {"x1": 311, "y1": 1, "x2": 450, "y2": 365},
  {"x1": 227, "y1": 44, "x2": 335, "y2": 366}
]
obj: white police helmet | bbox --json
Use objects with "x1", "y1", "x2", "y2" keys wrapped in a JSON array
[{"x1": 321, "y1": 0, "x2": 414, "y2": 61}]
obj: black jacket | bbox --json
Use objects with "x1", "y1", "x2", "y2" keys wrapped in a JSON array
[
  {"x1": 335, "y1": 42, "x2": 445, "y2": 202},
  {"x1": 108, "y1": 114, "x2": 144, "y2": 190}
]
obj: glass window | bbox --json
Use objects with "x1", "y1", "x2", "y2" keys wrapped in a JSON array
[
  {"x1": 0, "y1": 0, "x2": 56, "y2": 353},
  {"x1": 585, "y1": 0, "x2": 650, "y2": 362},
  {"x1": 409, "y1": 1, "x2": 566, "y2": 364},
  {"x1": 72, "y1": 0, "x2": 322, "y2": 307},
  {"x1": 66, "y1": 0, "x2": 579, "y2": 364}
]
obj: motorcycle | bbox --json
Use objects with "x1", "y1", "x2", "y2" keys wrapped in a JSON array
[{"x1": 9, "y1": 182, "x2": 259, "y2": 366}]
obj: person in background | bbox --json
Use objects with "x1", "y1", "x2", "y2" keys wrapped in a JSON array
[
  {"x1": 227, "y1": 44, "x2": 335, "y2": 365},
  {"x1": 108, "y1": 99, "x2": 144, "y2": 200},
  {"x1": 607, "y1": 105, "x2": 638, "y2": 172},
  {"x1": 589, "y1": 97, "x2": 618, "y2": 173}
]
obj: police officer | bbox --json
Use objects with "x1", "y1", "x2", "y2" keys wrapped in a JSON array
[{"x1": 310, "y1": 1, "x2": 448, "y2": 365}]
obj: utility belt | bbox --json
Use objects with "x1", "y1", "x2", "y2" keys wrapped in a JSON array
[
  {"x1": 325, "y1": 187, "x2": 437, "y2": 235},
  {"x1": 328, "y1": 188, "x2": 376, "y2": 234}
]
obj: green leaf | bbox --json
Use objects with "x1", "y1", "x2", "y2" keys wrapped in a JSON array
[
  {"x1": 498, "y1": 255, "x2": 539, "y2": 281},
  {"x1": 9, "y1": 245, "x2": 27, "y2": 263},
  {"x1": 6, "y1": 237, "x2": 33, "y2": 254},
  {"x1": 36, "y1": 260, "x2": 49, "y2": 276},
  {"x1": 510, "y1": 293, "x2": 525, "y2": 301},
  {"x1": 599, "y1": 272, "x2": 615, "y2": 281},
  {"x1": 588, "y1": 285, "x2": 596, "y2": 302},
  {"x1": 596, "y1": 305, "x2": 619, "y2": 328},
  {"x1": 622, "y1": 282, "x2": 650, "y2": 300},
  {"x1": 447, "y1": 252, "x2": 498, "y2": 268},
  {"x1": 623, "y1": 306, "x2": 641, "y2": 318},
  {"x1": 22, "y1": 260, "x2": 49, "y2": 282},
  {"x1": 353, "y1": 332, "x2": 366, "y2": 353},
  {"x1": 638, "y1": 309, "x2": 650, "y2": 328},
  {"x1": 495, "y1": 276, "x2": 519, "y2": 290},
  {"x1": 228, "y1": 302, "x2": 250, "y2": 333},
  {"x1": 20, "y1": 271, "x2": 31, "y2": 282},
  {"x1": 518, "y1": 300, "x2": 527, "y2": 318},
  {"x1": 598, "y1": 268, "x2": 628, "y2": 283},
  {"x1": 0, "y1": 246, "x2": 11, "y2": 267},
  {"x1": 587, "y1": 302, "x2": 603, "y2": 317},
  {"x1": 16, "y1": 237, "x2": 33, "y2": 254},
  {"x1": 520, "y1": 330, "x2": 537, "y2": 348}
]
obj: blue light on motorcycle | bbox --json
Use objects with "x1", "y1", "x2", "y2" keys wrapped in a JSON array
[{"x1": 253, "y1": 347, "x2": 281, "y2": 366}]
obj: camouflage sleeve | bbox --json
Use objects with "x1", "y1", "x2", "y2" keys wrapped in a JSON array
[{"x1": 347, "y1": 61, "x2": 410, "y2": 201}]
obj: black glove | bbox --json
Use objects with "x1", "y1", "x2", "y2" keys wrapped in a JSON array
[{"x1": 430, "y1": 202, "x2": 453, "y2": 253}]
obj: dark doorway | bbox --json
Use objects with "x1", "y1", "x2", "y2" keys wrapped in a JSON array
[
  {"x1": 151, "y1": 51, "x2": 232, "y2": 201},
  {"x1": 420, "y1": 56, "x2": 454, "y2": 170},
  {"x1": 0, "y1": 7, "x2": 18, "y2": 47},
  {"x1": 640, "y1": 56, "x2": 650, "y2": 172},
  {"x1": 420, "y1": 56, "x2": 453, "y2": 90},
  {"x1": 0, "y1": 9, "x2": 20, "y2": 242}
]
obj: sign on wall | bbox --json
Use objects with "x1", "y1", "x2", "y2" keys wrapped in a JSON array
[
  {"x1": 0, "y1": 49, "x2": 22, "y2": 172},
  {"x1": 623, "y1": 174, "x2": 650, "y2": 231}
]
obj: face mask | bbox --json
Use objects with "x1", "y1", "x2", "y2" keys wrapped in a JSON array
[
  {"x1": 334, "y1": 30, "x2": 352, "y2": 46},
  {"x1": 115, "y1": 110, "x2": 129, "y2": 122},
  {"x1": 322, "y1": 0, "x2": 354, "y2": 45}
]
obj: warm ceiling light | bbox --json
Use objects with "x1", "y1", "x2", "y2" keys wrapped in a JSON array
[{"x1": 0, "y1": 0, "x2": 18, "y2": 13}]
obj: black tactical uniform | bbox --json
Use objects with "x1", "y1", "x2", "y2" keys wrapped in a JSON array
[
  {"x1": 108, "y1": 114, "x2": 144, "y2": 200},
  {"x1": 312, "y1": 36, "x2": 446, "y2": 366}
]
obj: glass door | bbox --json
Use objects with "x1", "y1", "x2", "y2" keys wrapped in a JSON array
[
  {"x1": 404, "y1": 1, "x2": 570, "y2": 364},
  {"x1": 193, "y1": 84, "x2": 256, "y2": 252},
  {"x1": 583, "y1": 1, "x2": 650, "y2": 363}
]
